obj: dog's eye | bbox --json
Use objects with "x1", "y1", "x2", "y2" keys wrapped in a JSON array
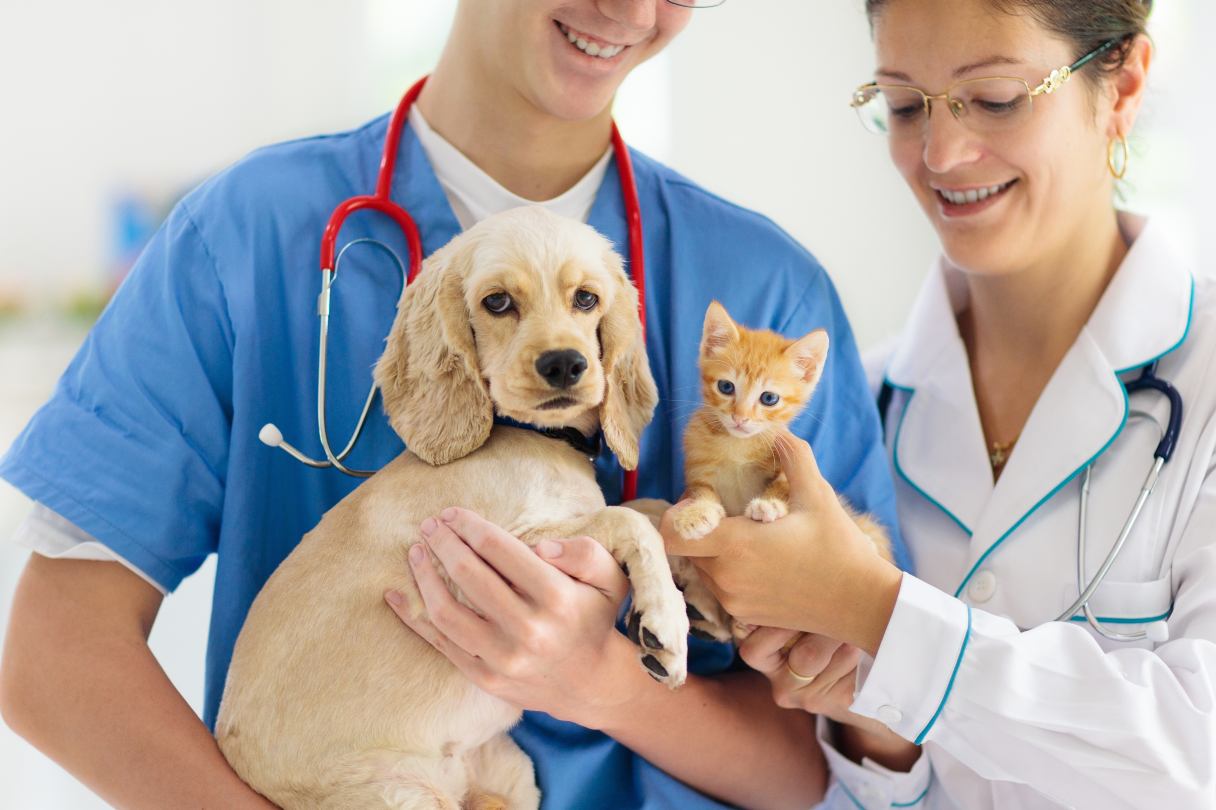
[
  {"x1": 717, "y1": 380, "x2": 735, "y2": 396},
  {"x1": 573, "y1": 290, "x2": 599, "y2": 311},
  {"x1": 482, "y1": 292, "x2": 513, "y2": 315},
  {"x1": 760, "y1": 391, "x2": 780, "y2": 406}
]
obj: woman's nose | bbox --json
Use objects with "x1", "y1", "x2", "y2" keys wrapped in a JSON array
[
  {"x1": 597, "y1": 0, "x2": 657, "y2": 32},
  {"x1": 921, "y1": 107, "x2": 983, "y2": 175}
]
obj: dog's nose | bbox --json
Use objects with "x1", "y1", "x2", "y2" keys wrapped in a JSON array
[{"x1": 536, "y1": 349, "x2": 588, "y2": 389}]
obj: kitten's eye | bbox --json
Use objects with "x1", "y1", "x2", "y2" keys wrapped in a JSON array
[
  {"x1": 483, "y1": 292, "x2": 513, "y2": 314},
  {"x1": 717, "y1": 380, "x2": 735, "y2": 395},
  {"x1": 759, "y1": 391, "x2": 780, "y2": 406},
  {"x1": 573, "y1": 290, "x2": 599, "y2": 311}
]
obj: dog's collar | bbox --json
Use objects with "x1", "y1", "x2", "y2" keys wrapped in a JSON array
[{"x1": 493, "y1": 414, "x2": 602, "y2": 458}]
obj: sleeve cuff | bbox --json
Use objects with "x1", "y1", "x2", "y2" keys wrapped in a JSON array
[
  {"x1": 851, "y1": 573, "x2": 972, "y2": 744},
  {"x1": 816, "y1": 715, "x2": 930, "y2": 809},
  {"x1": 13, "y1": 503, "x2": 167, "y2": 594}
]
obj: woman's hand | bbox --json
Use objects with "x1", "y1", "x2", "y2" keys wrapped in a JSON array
[
  {"x1": 662, "y1": 432, "x2": 904, "y2": 655},
  {"x1": 740, "y1": 626, "x2": 921, "y2": 771},
  {"x1": 383, "y1": 507, "x2": 640, "y2": 727}
]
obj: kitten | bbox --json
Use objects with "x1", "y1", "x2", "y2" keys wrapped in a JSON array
[{"x1": 673, "y1": 301, "x2": 892, "y2": 563}]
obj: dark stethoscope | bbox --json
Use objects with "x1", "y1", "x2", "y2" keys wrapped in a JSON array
[
  {"x1": 256, "y1": 76, "x2": 648, "y2": 501},
  {"x1": 879, "y1": 360, "x2": 1183, "y2": 642}
]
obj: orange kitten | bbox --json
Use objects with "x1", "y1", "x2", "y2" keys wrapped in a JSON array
[{"x1": 674, "y1": 301, "x2": 892, "y2": 561}]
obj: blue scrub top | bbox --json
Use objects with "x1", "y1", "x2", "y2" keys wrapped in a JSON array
[{"x1": 1, "y1": 109, "x2": 909, "y2": 809}]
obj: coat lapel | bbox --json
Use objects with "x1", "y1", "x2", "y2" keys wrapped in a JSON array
[
  {"x1": 955, "y1": 217, "x2": 1194, "y2": 595},
  {"x1": 886, "y1": 262, "x2": 993, "y2": 536}
]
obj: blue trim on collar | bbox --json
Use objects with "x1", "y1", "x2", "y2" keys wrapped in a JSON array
[
  {"x1": 1114, "y1": 273, "x2": 1196, "y2": 375},
  {"x1": 893, "y1": 786, "x2": 930, "y2": 807},
  {"x1": 951, "y1": 277, "x2": 1193, "y2": 600},
  {"x1": 914, "y1": 604, "x2": 972, "y2": 745},
  {"x1": 952, "y1": 383, "x2": 1130, "y2": 598},
  {"x1": 885, "y1": 379, "x2": 975, "y2": 538}
]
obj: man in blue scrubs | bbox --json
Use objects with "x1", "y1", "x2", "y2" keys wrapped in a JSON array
[{"x1": 0, "y1": 1, "x2": 906, "y2": 807}]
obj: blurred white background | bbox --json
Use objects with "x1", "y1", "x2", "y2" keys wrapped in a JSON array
[{"x1": 0, "y1": 1, "x2": 1211, "y2": 806}]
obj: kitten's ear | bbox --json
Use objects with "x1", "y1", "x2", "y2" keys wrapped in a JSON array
[
  {"x1": 701, "y1": 301, "x2": 739, "y2": 356},
  {"x1": 787, "y1": 329, "x2": 830, "y2": 386}
]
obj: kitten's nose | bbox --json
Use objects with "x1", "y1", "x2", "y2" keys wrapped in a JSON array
[
  {"x1": 732, "y1": 416, "x2": 749, "y2": 429},
  {"x1": 536, "y1": 349, "x2": 588, "y2": 389}
]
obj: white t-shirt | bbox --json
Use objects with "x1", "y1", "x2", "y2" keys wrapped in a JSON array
[{"x1": 12, "y1": 107, "x2": 612, "y2": 591}]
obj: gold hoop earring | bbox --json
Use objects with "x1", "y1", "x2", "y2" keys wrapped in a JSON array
[{"x1": 1108, "y1": 133, "x2": 1130, "y2": 180}]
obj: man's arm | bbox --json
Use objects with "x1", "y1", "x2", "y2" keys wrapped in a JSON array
[
  {"x1": 389, "y1": 511, "x2": 828, "y2": 810},
  {"x1": 588, "y1": 632, "x2": 826, "y2": 809},
  {"x1": 0, "y1": 555, "x2": 275, "y2": 809}
]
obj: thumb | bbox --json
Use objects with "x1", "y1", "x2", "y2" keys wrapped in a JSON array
[
  {"x1": 774, "y1": 430, "x2": 822, "y2": 507},
  {"x1": 536, "y1": 536, "x2": 630, "y2": 603}
]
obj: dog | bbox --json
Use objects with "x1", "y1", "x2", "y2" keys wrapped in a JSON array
[{"x1": 215, "y1": 207, "x2": 693, "y2": 809}]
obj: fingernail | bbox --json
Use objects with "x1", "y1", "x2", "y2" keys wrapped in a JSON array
[
  {"x1": 385, "y1": 590, "x2": 404, "y2": 607},
  {"x1": 535, "y1": 539, "x2": 562, "y2": 558},
  {"x1": 440, "y1": 507, "x2": 458, "y2": 523},
  {"x1": 408, "y1": 544, "x2": 425, "y2": 565},
  {"x1": 419, "y1": 518, "x2": 437, "y2": 538}
]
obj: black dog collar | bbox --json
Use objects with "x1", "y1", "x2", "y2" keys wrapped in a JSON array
[{"x1": 493, "y1": 414, "x2": 602, "y2": 458}]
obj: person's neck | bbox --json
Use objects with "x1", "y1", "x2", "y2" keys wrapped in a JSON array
[
  {"x1": 417, "y1": 54, "x2": 613, "y2": 201},
  {"x1": 958, "y1": 207, "x2": 1128, "y2": 447}
]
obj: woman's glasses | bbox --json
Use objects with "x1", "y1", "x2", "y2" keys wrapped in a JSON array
[{"x1": 850, "y1": 39, "x2": 1118, "y2": 138}]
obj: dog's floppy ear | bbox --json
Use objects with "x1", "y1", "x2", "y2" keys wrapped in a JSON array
[
  {"x1": 597, "y1": 250, "x2": 658, "y2": 470},
  {"x1": 374, "y1": 237, "x2": 493, "y2": 465}
]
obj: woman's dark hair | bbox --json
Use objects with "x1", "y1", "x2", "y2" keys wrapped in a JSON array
[{"x1": 865, "y1": 0, "x2": 1152, "y2": 80}]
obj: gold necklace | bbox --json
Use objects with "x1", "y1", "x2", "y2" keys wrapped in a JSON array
[{"x1": 989, "y1": 438, "x2": 1017, "y2": 475}]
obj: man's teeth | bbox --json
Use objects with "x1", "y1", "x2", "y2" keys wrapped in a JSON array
[
  {"x1": 560, "y1": 24, "x2": 625, "y2": 58},
  {"x1": 940, "y1": 182, "x2": 1011, "y2": 205}
]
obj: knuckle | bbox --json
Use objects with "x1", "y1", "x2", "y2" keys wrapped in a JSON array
[
  {"x1": 500, "y1": 653, "x2": 530, "y2": 680},
  {"x1": 449, "y1": 556, "x2": 477, "y2": 582}
]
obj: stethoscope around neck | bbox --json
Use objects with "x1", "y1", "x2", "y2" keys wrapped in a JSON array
[
  {"x1": 879, "y1": 359, "x2": 1183, "y2": 643},
  {"x1": 1054, "y1": 360, "x2": 1182, "y2": 643},
  {"x1": 257, "y1": 76, "x2": 648, "y2": 501}
]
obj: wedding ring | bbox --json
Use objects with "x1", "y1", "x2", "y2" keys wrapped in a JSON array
[{"x1": 785, "y1": 659, "x2": 817, "y2": 684}]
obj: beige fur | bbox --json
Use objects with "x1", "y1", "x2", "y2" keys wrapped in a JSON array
[{"x1": 215, "y1": 208, "x2": 688, "y2": 809}]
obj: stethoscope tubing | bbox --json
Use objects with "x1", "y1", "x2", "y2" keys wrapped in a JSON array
[
  {"x1": 1055, "y1": 362, "x2": 1181, "y2": 643},
  {"x1": 261, "y1": 76, "x2": 648, "y2": 500}
]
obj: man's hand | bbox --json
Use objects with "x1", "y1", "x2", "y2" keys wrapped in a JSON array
[
  {"x1": 384, "y1": 507, "x2": 639, "y2": 728},
  {"x1": 739, "y1": 626, "x2": 921, "y2": 772}
]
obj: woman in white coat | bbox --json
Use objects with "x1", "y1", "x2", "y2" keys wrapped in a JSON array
[{"x1": 664, "y1": 0, "x2": 1216, "y2": 807}]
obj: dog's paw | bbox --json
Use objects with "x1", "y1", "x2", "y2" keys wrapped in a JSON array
[
  {"x1": 672, "y1": 500, "x2": 726, "y2": 541},
  {"x1": 731, "y1": 619, "x2": 757, "y2": 643},
  {"x1": 626, "y1": 593, "x2": 690, "y2": 689},
  {"x1": 669, "y1": 556, "x2": 733, "y2": 643},
  {"x1": 744, "y1": 496, "x2": 788, "y2": 523}
]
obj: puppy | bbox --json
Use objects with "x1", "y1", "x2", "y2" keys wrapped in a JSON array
[{"x1": 215, "y1": 207, "x2": 689, "y2": 809}]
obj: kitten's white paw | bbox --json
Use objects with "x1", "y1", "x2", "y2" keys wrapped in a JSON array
[
  {"x1": 745, "y1": 497, "x2": 788, "y2": 523},
  {"x1": 673, "y1": 500, "x2": 726, "y2": 541}
]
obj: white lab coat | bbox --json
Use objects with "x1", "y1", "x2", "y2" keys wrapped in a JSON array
[{"x1": 817, "y1": 217, "x2": 1216, "y2": 810}]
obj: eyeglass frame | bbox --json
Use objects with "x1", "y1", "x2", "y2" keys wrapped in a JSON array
[
  {"x1": 665, "y1": 0, "x2": 726, "y2": 7},
  {"x1": 850, "y1": 37, "x2": 1120, "y2": 134}
]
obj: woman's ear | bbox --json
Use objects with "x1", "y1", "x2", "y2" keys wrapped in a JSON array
[
  {"x1": 598, "y1": 251, "x2": 658, "y2": 470},
  {"x1": 373, "y1": 236, "x2": 494, "y2": 466},
  {"x1": 1108, "y1": 34, "x2": 1152, "y2": 138}
]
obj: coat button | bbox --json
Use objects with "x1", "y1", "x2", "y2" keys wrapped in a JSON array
[
  {"x1": 876, "y1": 704, "x2": 903, "y2": 725},
  {"x1": 968, "y1": 570, "x2": 998, "y2": 603}
]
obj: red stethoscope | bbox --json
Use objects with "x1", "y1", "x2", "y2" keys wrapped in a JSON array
[{"x1": 259, "y1": 76, "x2": 646, "y2": 501}]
